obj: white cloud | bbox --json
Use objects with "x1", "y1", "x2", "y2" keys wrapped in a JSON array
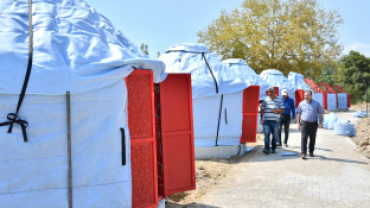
[{"x1": 343, "y1": 43, "x2": 370, "y2": 57}]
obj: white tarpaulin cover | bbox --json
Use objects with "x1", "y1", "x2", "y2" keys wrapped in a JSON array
[
  {"x1": 0, "y1": 0, "x2": 166, "y2": 207},
  {"x1": 260, "y1": 69, "x2": 296, "y2": 99},
  {"x1": 0, "y1": 0, "x2": 166, "y2": 95},
  {"x1": 287, "y1": 72, "x2": 312, "y2": 91},
  {"x1": 313, "y1": 93, "x2": 324, "y2": 109},
  {"x1": 223, "y1": 58, "x2": 272, "y2": 100},
  {"x1": 338, "y1": 93, "x2": 348, "y2": 109},
  {"x1": 159, "y1": 43, "x2": 248, "y2": 146},
  {"x1": 159, "y1": 43, "x2": 250, "y2": 99},
  {"x1": 327, "y1": 94, "x2": 338, "y2": 111}
]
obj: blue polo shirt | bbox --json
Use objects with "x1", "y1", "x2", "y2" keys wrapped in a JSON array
[{"x1": 282, "y1": 96, "x2": 296, "y2": 119}]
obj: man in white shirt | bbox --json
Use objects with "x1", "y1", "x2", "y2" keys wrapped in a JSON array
[{"x1": 260, "y1": 87, "x2": 285, "y2": 154}]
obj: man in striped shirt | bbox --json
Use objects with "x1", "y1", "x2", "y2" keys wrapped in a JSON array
[{"x1": 260, "y1": 87, "x2": 285, "y2": 154}]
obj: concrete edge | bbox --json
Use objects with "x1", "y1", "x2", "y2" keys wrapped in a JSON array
[{"x1": 195, "y1": 143, "x2": 246, "y2": 159}]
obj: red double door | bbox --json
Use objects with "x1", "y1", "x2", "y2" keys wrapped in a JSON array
[{"x1": 126, "y1": 70, "x2": 196, "y2": 208}]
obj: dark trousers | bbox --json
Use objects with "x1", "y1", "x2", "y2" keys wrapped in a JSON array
[
  {"x1": 300, "y1": 121, "x2": 318, "y2": 154},
  {"x1": 279, "y1": 114, "x2": 290, "y2": 144}
]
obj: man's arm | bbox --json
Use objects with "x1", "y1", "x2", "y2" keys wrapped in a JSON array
[
  {"x1": 319, "y1": 114, "x2": 323, "y2": 128},
  {"x1": 297, "y1": 113, "x2": 301, "y2": 130},
  {"x1": 260, "y1": 109, "x2": 264, "y2": 125},
  {"x1": 291, "y1": 99, "x2": 296, "y2": 120}
]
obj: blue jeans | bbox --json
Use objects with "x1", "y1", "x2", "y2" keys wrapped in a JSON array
[{"x1": 263, "y1": 120, "x2": 280, "y2": 151}]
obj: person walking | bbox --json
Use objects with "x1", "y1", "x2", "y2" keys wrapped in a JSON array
[
  {"x1": 296, "y1": 90, "x2": 324, "y2": 159},
  {"x1": 278, "y1": 89, "x2": 296, "y2": 147},
  {"x1": 260, "y1": 87, "x2": 285, "y2": 154}
]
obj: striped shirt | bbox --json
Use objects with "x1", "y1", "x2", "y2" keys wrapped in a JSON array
[
  {"x1": 261, "y1": 96, "x2": 285, "y2": 121},
  {"x1": 296, "y1": 99, "x2": 325, "y2": 122}
]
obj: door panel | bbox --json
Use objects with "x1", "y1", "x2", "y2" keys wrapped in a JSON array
[
  {"x1": 241, "y1": 113, "x2": 258, "y2": 143},
  {"x1": 126, "y1": 69, "x2": 158, "y2": 208},
  {"x1": 159, "y1": 74, "x2": 196, "y2": 196},
  {"x1": 243, "y1": 85, "x2": 260, "y2": 114},
  {"x1": 241, "y1": 86, "x2": 260, "y2": 143},
  {"x1": 295, "y1": 89, "x2": 304, "y2": 108}
]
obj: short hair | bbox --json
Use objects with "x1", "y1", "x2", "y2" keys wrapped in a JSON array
[
  {"x1": 267, "y1": 87, "x2": 275, "y2": 93},
  {"x1": 305, "y1": 90, "x2": 313, "y2": 95}
]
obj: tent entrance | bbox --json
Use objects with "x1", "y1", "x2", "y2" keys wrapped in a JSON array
[{"x1": 127, "y1": 71, "x2": 195, "y2": 207}]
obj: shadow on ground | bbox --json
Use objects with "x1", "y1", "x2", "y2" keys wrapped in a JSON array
[{"x1": 197, "y1": 144, "x2": 368, "y2": 165}]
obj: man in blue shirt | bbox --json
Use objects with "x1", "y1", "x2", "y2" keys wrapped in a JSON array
[
  {"x1": 278, "y1": 89, "x2": 295, "y2": 147},
  {"x1": 296, "y1": 90, "x2": 325, "y2": 159}
]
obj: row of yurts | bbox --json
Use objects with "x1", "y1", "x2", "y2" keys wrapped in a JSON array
[{"x1": 0, "y1": 0, "x2": 349, "y2": 208}]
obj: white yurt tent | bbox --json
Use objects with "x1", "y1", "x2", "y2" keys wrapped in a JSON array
[
  {"x1": 260, "y1": 69, "x2": 297, "y2": 101},
  {"x1": 0, "y1": 1, "x2": 166, "y2": 207},
  {"x1": 288, "y1": 72, "x2": 323, "y2": 107},
  {"x1": 159, "y1": 44, "x2": 253, "y2": 148},
  {"x1": 223, "y1": 59, "x2": 272, "y2": 133},
  {"x1": 223, "y1": 59, "x2": 272, "y2": 100}
]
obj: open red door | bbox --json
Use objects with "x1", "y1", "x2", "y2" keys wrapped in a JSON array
[
  {"x1": 322, "y1": 92, "x2": 328, "y2": 110},
  {"x1": 295, "y1": 89, "x2": 304, "y2": 108},
  {"x1": 158, "y1": 74, "x2": 196, "y2": 196},
  {"x1": 126, "y1": 69, "x2": 158, "y2": 208},
  {"x1": 241, "y1": 85, "x2": 260, "y2": 143}
]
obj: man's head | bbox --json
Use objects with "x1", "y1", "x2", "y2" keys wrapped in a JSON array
[
  {"x1": 281, "y1": 89, "x2": 288, "y2": 100},
  {"x1": 305, "y1": 90, "x2": 313, "y2": 102},
  {"x1": 267, "y1": 87, "x2": 276, "y2": 99}
]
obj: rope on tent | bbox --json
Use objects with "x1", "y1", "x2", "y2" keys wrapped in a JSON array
[
  {"x1": 66, "y1": 91, "x2": 73, "y2": 208},
  {"x1": 215, "y1": 94, "x2": 223, "y2": 146},
  {"x1": 202, "y1": 53, "x2": 219, "y2": 93},
  {"x1": 0, "y1": 0, "x2": 33, "y2": 142}
]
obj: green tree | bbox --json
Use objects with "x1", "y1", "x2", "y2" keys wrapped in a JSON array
[
  {"x1": 333, "y1": 51, "x2": 370, "y2": 102},
  {"x1": 197, "y1": 0, "x2": 343, "y2": 77},
  {"x1": 157, "y1": 52, "x2": 161, "y2": 58},
  {"x1": 314, "y1": 63, "x2": 337, "y2": 85},
  {"x1": 140, "y1": 44, "x2": 149, "y2": 56}
]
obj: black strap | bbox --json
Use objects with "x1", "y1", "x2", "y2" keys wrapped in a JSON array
[
  {"x1": 0, "y1": 0, "x2": 33, "y2": 142},
  {"x1": 120, "y1": 128, "x2": 126, "y2": 166},
  {"x1": 215, "y1": 94, "x2": 223, "y2": 146},
  {"x1": 202, "y1": 53, "x2": 218, "y2": 93},
  {"x1": 224, "y1": 108, "x2": 228, "y2": 125}
]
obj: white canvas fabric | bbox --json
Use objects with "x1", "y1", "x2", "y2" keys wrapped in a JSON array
[
  {"x1": 223, "y1": 59, "x2": 272, "y2": 100},
  {"x1": 338, "y1": 93, "x2": 348, "y2": 109},
  {"x1": 0, "y1": 0, "x2": 167, "y2": 207},
  {"x1": 159, "y1": 44, "x2": 248, "y2": 146},
  {"x1": 287, "y1": 72, "x2": 312, "y2": 91},
  {"x1": 327, "y1": 94, "x2": 338, "y2": 110},
  {"x1": 0, "y1": 81, "x2": 132, "y2": 208},
  {"x1": 0, "y1": 0, "x2": 166, "y2": 95},
  {"x1": 260, "y1": 69, "x2": 296, "y2": 97},
  {"x1": 313, "y1": 93, "x2": 324, "y2": 108}
]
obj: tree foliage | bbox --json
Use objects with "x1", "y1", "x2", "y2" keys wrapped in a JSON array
[
  {"x1": 197, "y1": 0, "x2": 343, "y2": 77},
  {"x1": 140, "y1": 44, "x2": 149, "y2": 56},
  {"x1": 333, "y1": 51, "x2": 370, "y2": 102}
]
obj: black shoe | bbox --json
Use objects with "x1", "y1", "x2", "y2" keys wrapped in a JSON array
[
  {"x1": 263, "y1": 149, "x2": 269, "y2": 154},
  {"x1": 277, "y1": 142, "x2": 282, "y2": 146},
  {"x1": 271, "y1": 149, "x2": 275, "y2": 153},
  {"x1": 284, "y1": 143, "x2": 288, "y2": 147}
]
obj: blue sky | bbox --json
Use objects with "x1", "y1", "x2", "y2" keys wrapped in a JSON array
[{"x1": 86, "y1": 0, "x2": 370, "y2": 58}]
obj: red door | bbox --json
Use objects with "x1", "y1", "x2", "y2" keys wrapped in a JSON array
[
  {"x1": 127, "y1": 69, "x2": 158, "y2": 208},
  {"x1": 158, "y1": 74, "x2": 196, "y2": 196},
  {"x1": 322, "y1": 92, "x2": 328, "y2": 110},
  {"x1": 241, "y1": 85, "x2": 260, "y2": 143},
  {"x1": 295, "y1": 89, "x2": 304, "y2": 108}
]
